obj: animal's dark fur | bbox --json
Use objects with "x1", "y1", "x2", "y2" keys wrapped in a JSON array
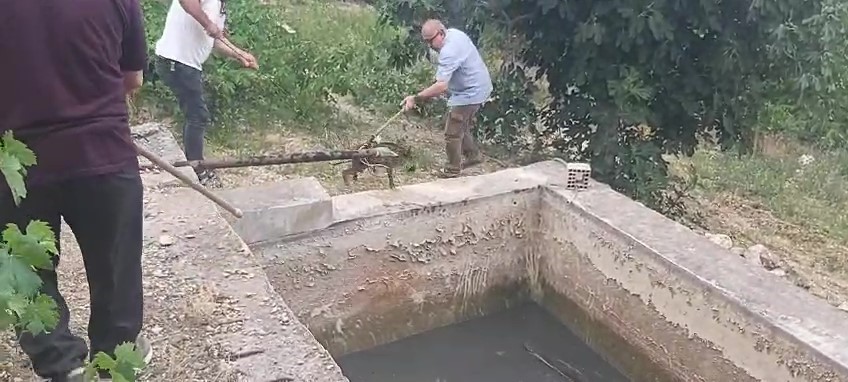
[{"x1": 342, "y1": 141, "x2": 411, "y2": 189}]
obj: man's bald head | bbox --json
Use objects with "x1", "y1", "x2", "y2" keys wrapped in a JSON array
[
  {"x1": 421, "y1": 19, "x2": 447, "y2": 50},
  {"x1": 421, "y1": 19, "x2": 445, "y2": 37}
]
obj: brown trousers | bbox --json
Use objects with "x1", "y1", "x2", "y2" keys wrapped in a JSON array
[{"x1": 444, "y1": 104, "x2": 482, "y2": 172}]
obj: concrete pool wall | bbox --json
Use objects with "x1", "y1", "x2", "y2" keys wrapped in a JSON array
[{"x1": 233, "y1": 160, "x2": 848, "y2": 381}]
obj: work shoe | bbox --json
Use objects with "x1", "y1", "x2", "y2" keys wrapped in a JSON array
[
  {"x1": 45, "y1": 367, "x2": 86, "y2": 382},
  {"x1": 197, "y1": 169, "x2": 222, "y2": 188},
  {"x1": 462, "y1": 156, "x2": 483, "y2": 169},
  {"x1": 433, "y1": 168, "x2": 461, "y2": 179}
]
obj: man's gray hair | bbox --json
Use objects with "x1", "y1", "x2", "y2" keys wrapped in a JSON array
[{"x1": 422, "y1": 19, "x2": 446, "y2": 33}]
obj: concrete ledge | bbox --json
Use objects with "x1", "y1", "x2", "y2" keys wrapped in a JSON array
[
  {"x1": 329, "y1": 160, "x2": 565, "y2": 223},
  {"x1": 216, "y1": 177, "x2": 334, "y2": 245},
  {"x1": 544, "y1": 182, "x2": 848, "y2": 381},
  {"x1": 143, "y1": 187, "x2": 346, "y2": 381}
]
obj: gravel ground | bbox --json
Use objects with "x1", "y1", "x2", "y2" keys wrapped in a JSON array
[{"x1": 0, "y1": 186, "x2": 243, "y2": 382}]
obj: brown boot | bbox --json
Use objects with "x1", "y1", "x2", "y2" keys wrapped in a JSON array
[
  {"x1": 462, "y1": 155, "x2": 483, "y2": 169},
  {"x1": 433, "y1": 167, "x2": 461, "y2": 179}
]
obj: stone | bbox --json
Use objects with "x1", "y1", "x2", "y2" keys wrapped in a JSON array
[
  {"x1": 706, "y1": 233, "x2": 733, "y2": 249},
  {"x1": 729, "y1": 247, "x2": 745, "y2": 257},
  {"x1": 158, "y1": 235, "x2": 175, "y2": 247},
  {"x1": 745, "y1": 244, "x2": 779, "y2": 270},
  {"x1": 769, "y1": 269, "x2": 787, "y2": 277},
  {"x1": 838, "y1": 302, "x2": 848, "y2": 312},
  {"x1": 214, "y1": 177, "x2": 333, "y2": 245}
]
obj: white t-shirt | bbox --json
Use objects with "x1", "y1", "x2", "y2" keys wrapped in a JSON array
[{"x1": 155, "y1": 0, "x2": 226, "y2": 71}]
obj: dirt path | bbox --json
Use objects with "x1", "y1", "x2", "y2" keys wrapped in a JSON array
[{"x1": 0, "y1": 213, "x2": 239, "y2": 382}]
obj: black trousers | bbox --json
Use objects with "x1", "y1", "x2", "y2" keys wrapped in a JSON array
[
  {"x1": 0, "y1": 167, "x2": 144, "y2": 379},
  {"x1": 155, "y1": 56, "x2": 211, "y2": 164}
]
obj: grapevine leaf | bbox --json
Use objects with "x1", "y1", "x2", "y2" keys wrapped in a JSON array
[
  {"x1": 91, "y1": 352, "x2": 118, "y2": 372},
  {"x1": 1, "y1": 132, "x2": 37, "y2": 167},
  {"x1": 0, "y1": 152, "x2": 26, "y2": 206},
  {"x1": 111, "y1": 341, "x2": 145, "y2": 381},
  {"x1": 20, "y1": 294, "x2": 58, "y2": 335},
  {"x1": 2, "y1": 221, "x2": 57, "y2": 270},
  {"x1": 0, "y1": 304, "x2": 14, "y2": 329},
  {"x1": 0, "y1": 253, "x2": 42, "y2": 297},
  {"x1": 0, "y1": 131, "x2": 36, "y2": 206},
  {"x1": 5, "y1": 293, "x2": 29, "y2": 317},
  {"x1": 114, "y1": 342, "x2": 145, "y2": 368}
]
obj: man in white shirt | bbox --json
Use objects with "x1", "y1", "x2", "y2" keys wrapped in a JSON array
[{"x1": 154, "y1": 0, "x2": 258, "y2": 186}]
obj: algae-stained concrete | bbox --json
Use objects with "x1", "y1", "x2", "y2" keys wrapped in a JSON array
[
  {"x1": 255, "y1": 169, "x2": 546, "y2": 356},
  {"x1": 543, "y1": 183, "x2": 848, "y2": 382},
  {"x1": 250, "y1": 159, "x2": 848, "y2": 382}
]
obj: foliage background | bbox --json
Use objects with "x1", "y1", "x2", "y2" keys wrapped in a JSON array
[
  {"x1": 137, "y1": 0, "x2": 434, "y2": 133},
  {"x1": 132, "y1": 0, "x2": 848, "y2": 220}
]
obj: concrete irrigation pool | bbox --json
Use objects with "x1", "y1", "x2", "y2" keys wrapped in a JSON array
[{"x1": 212, "y1": 159, "x2": 848, "y2": 382}]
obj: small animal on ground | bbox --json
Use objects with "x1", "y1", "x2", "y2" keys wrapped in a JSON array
[{"x1": 342, "y1": 141, "x2": 411, "y2": 189}]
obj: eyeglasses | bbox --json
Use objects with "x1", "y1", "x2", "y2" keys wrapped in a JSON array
[{"x1": 422, "y1": 30, "x2": 443, "y2": 46}]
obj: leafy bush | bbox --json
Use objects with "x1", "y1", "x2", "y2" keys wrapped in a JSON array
[
  {"x1": 374, "y1": 0, "x2": 848, "y2": 216},
  {"x1": 139, "y1": 0, "x2": 433, "y2": 131},
  {"x1": 760, "y1": 0, "x2": 848, "y2": 149}
]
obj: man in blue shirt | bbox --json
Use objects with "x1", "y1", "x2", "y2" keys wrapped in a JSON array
[{"x1": 402, "y1": 19, "x2": 493, "y2": 178}]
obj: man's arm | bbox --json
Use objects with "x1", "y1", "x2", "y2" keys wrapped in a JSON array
[
  {"x1": 414, "y1": 81, "x2": 448, "y2": 101},
  {"x1": 415, "y1": 44, "x2": 461, "y2": 101},
  {"x1": 212, "y1": 37, "x2": 242, "y2": 60},
  {"x1": 120, "y1": 0, "x2": 148, "y2": 95},
  {"x1": 213, "y1": 38, "x2": 258, "y2": 69},
  {"x1": 124, "y1": 71, "x2": 144, "y2": 94},
  {"x1": 178, "y1": 0, "x2": 222, "y2": 38}
]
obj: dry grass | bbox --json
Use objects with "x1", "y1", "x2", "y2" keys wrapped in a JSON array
[{"x1": 672, "y1": 135, "x2": 848, "y2": 306}]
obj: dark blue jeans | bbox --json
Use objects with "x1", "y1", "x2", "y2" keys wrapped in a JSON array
[{"x1": 155, "y1": 56, "x2": 210, "y2": 164}]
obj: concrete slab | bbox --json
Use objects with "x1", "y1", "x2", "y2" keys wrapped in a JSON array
[
  {"x1": 253, "y1": 159, "x2": 848, "y2": 382},
  {"x1": 141, "y1": 187, "x2": 346, "y2": 381},
  {"x1": 216, "y1": 177, "x2": 334, "y2": 245},
  {"x1": 130, "y1": 125, "x2": 348, "y2": 381}
]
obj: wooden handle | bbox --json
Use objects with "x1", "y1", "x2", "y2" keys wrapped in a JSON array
[
  {"x1": 368, "y1": 109, "x2": 404, "y2": 143},
  {"x1": 135, "y1": 143, "x2": 244, "y2": 218}
]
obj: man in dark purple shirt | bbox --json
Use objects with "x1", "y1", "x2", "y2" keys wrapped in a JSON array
[{"x1": 0, "y1": 0, "x2": 152, "y2": 380}]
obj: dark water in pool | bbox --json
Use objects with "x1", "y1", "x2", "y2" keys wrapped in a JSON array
[{"x1": 337, "y1": 302, "x2": 631, "y2": 382}]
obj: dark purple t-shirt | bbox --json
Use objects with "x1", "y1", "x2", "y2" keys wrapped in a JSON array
[{"x1": 0, "y1": 0, "x2": 148, "y2": 186}]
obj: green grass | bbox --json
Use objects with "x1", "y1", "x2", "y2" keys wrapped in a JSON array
[{"x1": 690, "y1": 141, "x2": 848, "y2": 241}]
